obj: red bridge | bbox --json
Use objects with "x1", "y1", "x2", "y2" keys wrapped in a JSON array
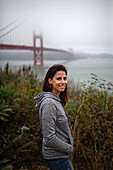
[{"x1": 0, "y1": 18, "x2": 72, "y2": 66}]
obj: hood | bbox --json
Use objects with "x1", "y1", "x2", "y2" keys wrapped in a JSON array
[{"x1": 34, "y1": 92, "x2": 61, "y2": 110}]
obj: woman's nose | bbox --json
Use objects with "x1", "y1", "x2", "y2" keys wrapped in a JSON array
[{"x1": 61, "y1": 79, "x2": 66, "y2": 83}]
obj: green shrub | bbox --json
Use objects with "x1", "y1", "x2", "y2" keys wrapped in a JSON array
[
  {"x1": 0, "y1": 66, "x2": 113, "y2": 170},
  {"x1": 66, "y1": 74, "x2": 113, "y2": 170}
]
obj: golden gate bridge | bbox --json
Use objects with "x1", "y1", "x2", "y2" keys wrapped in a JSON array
[{"x1": 0, "y1": 18, "x2": 73, "y2": 67}]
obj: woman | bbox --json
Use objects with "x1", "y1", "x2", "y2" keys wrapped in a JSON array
[{"x1": 34, "y1": 64, "x2": 74, "y2": 170}]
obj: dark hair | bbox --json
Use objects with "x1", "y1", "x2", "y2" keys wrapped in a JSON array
[{"x1": 43, "y1": 64, "x2": 68, "y2": 105}]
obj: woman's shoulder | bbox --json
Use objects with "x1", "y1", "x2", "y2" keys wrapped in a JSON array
[
  {"x1": 41, "y1": 97, "x2": 64, "y2": 113},
  {"x1": 40, "y1": 97, "x2": 56, "y2": 107}
]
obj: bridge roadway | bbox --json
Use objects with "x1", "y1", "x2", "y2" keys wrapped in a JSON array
[{"x1": 0, "y1": 44, "x2": 70, "y2": 54}]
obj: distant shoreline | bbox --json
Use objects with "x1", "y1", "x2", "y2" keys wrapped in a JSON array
[{"x1": 0, "y1": 50, "x2": 113, "y2": 60}]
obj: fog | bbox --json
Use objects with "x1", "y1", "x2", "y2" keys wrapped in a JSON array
[{"x1": 0, "y1": 0, "x2": 113, "y2": 53}]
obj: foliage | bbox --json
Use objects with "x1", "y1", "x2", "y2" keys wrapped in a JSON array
[
  {"x1": 0, "y1": 64, "x2": 113, "y2": 170},
  {"x1": 0, "y1": 65, "x2": 44, "y2": 169},
  {"x1": 66, "y1": 73, "x2": 113, "y2": 170}
]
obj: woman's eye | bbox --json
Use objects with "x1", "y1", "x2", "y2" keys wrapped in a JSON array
[
  {"x1": 57, "y1": 77, "x2": 62, "y2": 80},
  {"x1": 56, "y1": 77, "x2": 67, "y2": 81}
]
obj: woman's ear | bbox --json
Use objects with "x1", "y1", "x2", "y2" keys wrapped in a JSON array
[{"x1": 48, "y1": 78, "x2": 52, "y2": 84}]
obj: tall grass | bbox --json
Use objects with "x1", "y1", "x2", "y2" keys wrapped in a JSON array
[
  {"x1": 66, "y1": 73, "x2": 113, "y2": 170},
  {"x1": 0, "y1": 64, "x2": 113, "y2": 170}
]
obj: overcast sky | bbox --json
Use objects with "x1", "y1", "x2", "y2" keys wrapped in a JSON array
[{"x1": 0, "y1": 0, "x2": 113, "y2": 53}]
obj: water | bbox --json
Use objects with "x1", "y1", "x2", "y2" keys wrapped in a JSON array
[
  {"x1": 66, "y1": 58, "x2": 113, "y2": 83},
  {"x1": 0, "y1": 57, "x2": 113, "y2": 83}
]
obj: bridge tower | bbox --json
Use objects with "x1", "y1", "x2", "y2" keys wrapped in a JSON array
[{"x1": 33, "y1": 33, "x2": 43, "y2": 67}]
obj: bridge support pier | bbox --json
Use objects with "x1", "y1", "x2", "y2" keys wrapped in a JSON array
[{"x1": 33, "y1": 33, "x2": 43, "y2": 67}]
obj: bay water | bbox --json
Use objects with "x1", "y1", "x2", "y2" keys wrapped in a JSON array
[{"x1": 0, "y1": 57, "x2": 113, "y2": 84}]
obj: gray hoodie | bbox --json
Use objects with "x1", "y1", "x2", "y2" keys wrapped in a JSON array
[{"x1": 34, "y1": 92, "x2": 73, "y2": 159}]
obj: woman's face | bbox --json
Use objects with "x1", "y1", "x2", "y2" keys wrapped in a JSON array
[{"x1": 48, "y1": 71, "x2": 67, "y2": 96}]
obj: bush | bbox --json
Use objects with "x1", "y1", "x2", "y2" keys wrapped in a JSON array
[
  {"x1": 66, "y1": 73, "x2": 113, "y2": 170},
  {"x1": 0, "y1": 65, "x2": 113, "y2": 170},
  {"x1": 0, "y1": 65, "x2": 44, "y2": 169}
]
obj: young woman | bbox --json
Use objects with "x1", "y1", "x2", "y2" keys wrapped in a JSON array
[{"x1": 34, "y1": 64, "x2": 74, "y2": 170}]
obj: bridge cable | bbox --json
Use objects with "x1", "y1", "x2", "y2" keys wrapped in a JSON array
[
  {"x1": 0, "y1": 19, "x2": 27, "y2": 38},
  {"x1": 0, "y1": 17, "x2": 22, "y2": 32}
]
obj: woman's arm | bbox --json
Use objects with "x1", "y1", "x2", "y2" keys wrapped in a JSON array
[{"x1": 41, "y1": 103, "x2": 73, "y2": 155}]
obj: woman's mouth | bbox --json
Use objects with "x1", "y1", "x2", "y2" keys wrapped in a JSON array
[{"x1": 59, "y1": 85, "x2": 65, "y2": 89}]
